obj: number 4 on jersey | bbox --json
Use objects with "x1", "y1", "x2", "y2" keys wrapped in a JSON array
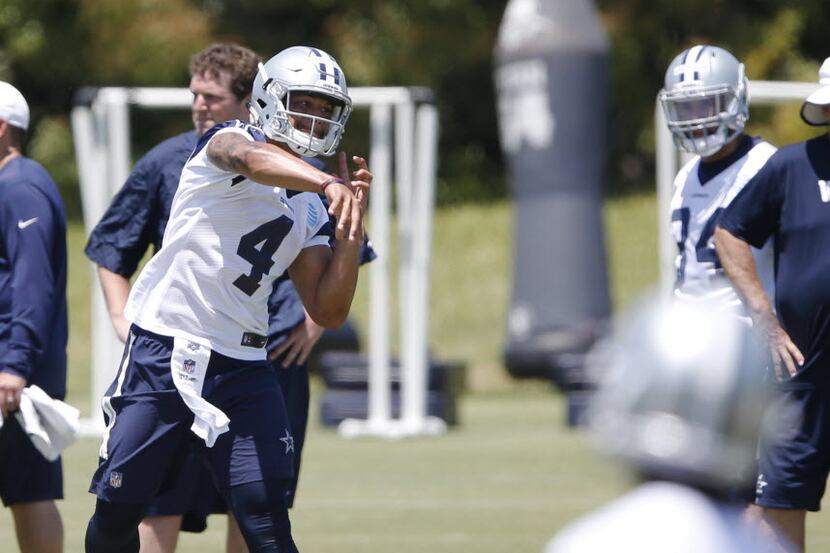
[{"x1": 233, "y1": 216, "x2": 294, "y2": 296}]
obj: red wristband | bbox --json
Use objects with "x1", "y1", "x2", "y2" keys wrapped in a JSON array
[{"x1": 320, "y1": 177, "x2": 345, "y2": 193}]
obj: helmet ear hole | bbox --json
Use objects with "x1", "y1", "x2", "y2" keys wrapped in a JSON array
[{"x1": 272, "y1": 82, "x2": 286, "y2": 101}]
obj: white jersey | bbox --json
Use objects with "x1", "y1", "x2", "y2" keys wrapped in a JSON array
[
  {"x1": 544, "y1": 482, "x2": 771, "y2": 553},
  {"x1": 670, "y1": 139, "x2": 776, "y2": 310},
  {"x1": 125, "y1": 121, "x2": 331, "y2": 360}
]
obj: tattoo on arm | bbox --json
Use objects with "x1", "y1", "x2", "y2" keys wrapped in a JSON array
[
  {"x1": 207, "y1": 131, "x2": 327, "y2": 192},
  {"x1": 207, "y1": 133, "x2": 261, "y2": 174}
]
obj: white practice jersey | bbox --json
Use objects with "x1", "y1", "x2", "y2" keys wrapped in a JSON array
[
  {"x1": 544, "y1": 482, "x2": 771, "y2": 553},
  {"x1": 125, "y1": 121, "x2": 331, "y2": 360},
  {"x1": 670, "y1": 138, "x2": 776, "y2": 309}
]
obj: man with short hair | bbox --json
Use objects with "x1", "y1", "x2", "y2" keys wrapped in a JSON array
[
  {"x1": 84, "y1": 45, "x2": 370, "y2": 553},
  {"x1": 88, "y1": 43, "x2": 260, "y2": 345},
  {"x1": 715, "y1": 56, "x2": 830, "y2": 553},
  {"x1": 0, "y1": 81, "x2": 69, "y2": 553}
]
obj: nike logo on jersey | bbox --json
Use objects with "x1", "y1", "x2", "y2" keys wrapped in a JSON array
[{"x1": 17, "y1": 217, "x2": 39, "y2": 229}]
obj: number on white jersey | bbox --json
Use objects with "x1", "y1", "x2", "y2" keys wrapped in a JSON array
[
  {"x1": 672, "y1": 207, "x2": 723, "y2": 287},
  {"x1": 233, "y1": 216, "x2": 294, "y2": 296}
]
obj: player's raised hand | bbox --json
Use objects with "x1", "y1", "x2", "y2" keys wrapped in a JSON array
[
  {"x1": 322, "y1": 153, "x2": 358, "y2": 241},
  {"x1": 348, "y1": 155, "x2": 372, "y2": 211},
  {"x1": 338, "y1": 153, "x2": 370, "y2": 241}
]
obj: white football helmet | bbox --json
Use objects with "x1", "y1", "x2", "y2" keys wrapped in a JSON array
[
  {"x1": 586, "y1": 295, "x2": 773, "y2": 492},
  {"x1": 658, "y1": 45, "x2": 749, "y2": 157},
  {"x1": 249, "y1": 46, "x2": 352, "y2": 157}
]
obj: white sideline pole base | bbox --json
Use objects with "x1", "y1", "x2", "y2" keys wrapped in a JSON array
[{"x1": 338, "y1": 416, "x2": 447, "y2": 440}]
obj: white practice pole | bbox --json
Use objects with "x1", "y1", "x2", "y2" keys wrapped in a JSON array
[
  {"x1": 395, "y1": 100, "x2": 416, "y2": 405},
  {"x1": 339, "y1": 103, "x2": 394, "y2": 437},
  {"x1": 402, "y1": 104, "x2": 446, "y2": 435}
]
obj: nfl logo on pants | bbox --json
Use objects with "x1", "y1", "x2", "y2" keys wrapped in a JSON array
[
  {"x1": 109, "y1": 471, "x2": 123, "y2": 488},
  {"x1": 183, "y1": 358, "x2": 196, "y2": 374}
]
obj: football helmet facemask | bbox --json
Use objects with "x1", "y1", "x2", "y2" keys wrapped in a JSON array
[
  {"x1": 249, "y1": 46, "x2": 352, "y2": 157},
  {"x1": 658, "y1": 45, "x2": 749, "y2": 158}
]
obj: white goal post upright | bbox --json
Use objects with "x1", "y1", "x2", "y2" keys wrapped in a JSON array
[
  {"x1": 339, "y1": 99, "x2": 446, "y2": 438},
  {"x1": 655, "y1": 79, "x2": 821, "y2": 290},
  {"x1": 71, "y1": 85, "x2": 445, "y2": 439}
]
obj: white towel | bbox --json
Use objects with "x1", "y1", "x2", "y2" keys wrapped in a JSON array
[
  {"x1": 171, "y1": 337, "x2": 230, "y2": 447},
  {"x1": 0, "y1": 385, "x2": 80, "y2": 461}
]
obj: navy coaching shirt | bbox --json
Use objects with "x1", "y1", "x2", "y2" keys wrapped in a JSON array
[
  {"x1": 0, "y1": 156, "x2": 68, "y2": 399},
  {"x1": 85, "y1": 130, "x2": 197, "y2": 276},
  {"x1": 719, "y1": 135, "x2": 830, "y2": 385}
]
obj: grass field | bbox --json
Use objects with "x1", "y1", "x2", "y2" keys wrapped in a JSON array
[{"x1": 4, "y1": 194, "x2": 830, "y2": 552}]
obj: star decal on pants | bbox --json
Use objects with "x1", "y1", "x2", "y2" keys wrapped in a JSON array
[{"x1": 280, "y1": 429, "x2": 295, "y2": 454}]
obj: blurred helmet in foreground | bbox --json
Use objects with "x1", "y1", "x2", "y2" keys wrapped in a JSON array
[
  {"x1": 658, "y1": 44, "x2": 749, "y2": 157},
  {"x1": 587, "y1": 296, "x2": 770, "y2": 491}
]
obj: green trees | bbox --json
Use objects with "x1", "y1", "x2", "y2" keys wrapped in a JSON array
[
  {"x1": 1, "y1": 0, "x2": 211, "y2": 217},
  {"x1": 1, "y1": 0, "x2": 829, "y2": 218}
]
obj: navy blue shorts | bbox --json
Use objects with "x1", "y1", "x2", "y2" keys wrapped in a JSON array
[
  {"x1": 89, "y1": 325, "x2": 295, "y2": 505},
  {"x1": 0, "y1": 415, "x2": 63, "y2": 506},
  {"x1": 755, "y1": 385, "x2": 830, "y2": 511},
  {"x1": 275, "y1": 360, "x2": 309, "y2": 508},
  {"x1": 143, "y1": 447, "x2": 223, "y2": 530},
  {"x1": 147, "y1": 362, "x2": 311, "y2": 533}
]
